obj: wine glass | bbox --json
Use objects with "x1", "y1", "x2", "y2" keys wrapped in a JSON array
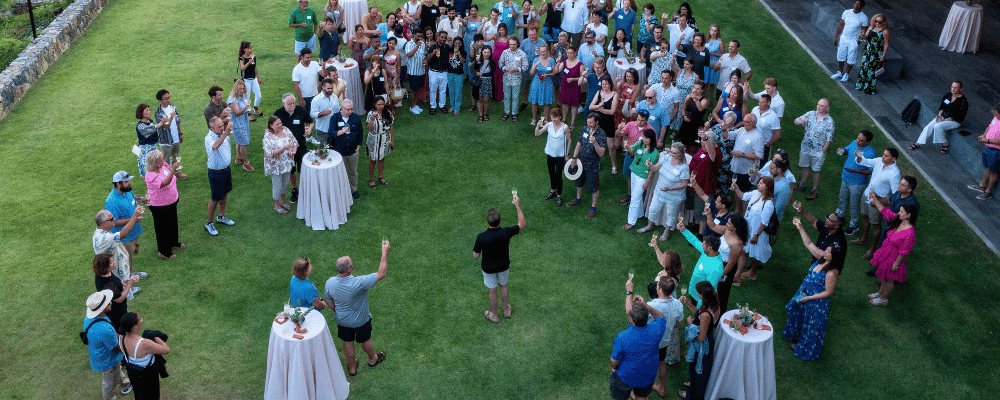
[
  {"x1": 175, "y1": 155, "x2": 183, "y2": 170},
  {"x1": 649, "y1": 232, "x2": 658, "y2": 247},
  {"x1": 511, "y1": 187, "x2": 518, "y2": 203},
  {"x1": 628, "y1": 268, "x2": 635, "y2": 280},
  {"x1": 283, "y1": 299, "x2": 291, "y2": 315},
  {"x1": 792, "y1": 200, "x2": 802, "y2": 210},
  {"x1": 681, "y1": 287, "x2": 688, "y2": 297},
  {"x1": 836, "y1": 147, "x2": 846, "y2": 156}
]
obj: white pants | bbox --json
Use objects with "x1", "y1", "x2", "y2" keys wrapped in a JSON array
[
  {"x1": 916, "y1": 119, "x2": 961, "y2": 144},
  {"x1": 627, "y1": 172, "x2": 647, "y2": 225},
  {"x1": 429, "y1": 70, "x2": 448, "y2": 108},
  {"x1": 647, "y1": 197, "x2": 684, "y2": 229},
  {"x1": 244, "y1": 78, "x2": 262, "y2": 107}
]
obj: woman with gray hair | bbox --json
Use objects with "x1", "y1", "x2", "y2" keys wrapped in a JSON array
[
  {"x1": 143, "y1": 149, "x2": 184, "y2": 259},
  {"x1": 640, "y1": 142, "x2": 690, "y2": 240},
  {"x1": 263, "y1": 116, "x2": 298, "y2": 214}
]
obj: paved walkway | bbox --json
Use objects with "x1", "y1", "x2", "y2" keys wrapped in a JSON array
[{"x1": 761, "y1": 0, "x2": 1000, "y2": 256}]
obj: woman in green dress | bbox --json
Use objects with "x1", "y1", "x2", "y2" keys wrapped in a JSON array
[{"x1": 855, "y1": 14, "x2": 890, "y2": 95}]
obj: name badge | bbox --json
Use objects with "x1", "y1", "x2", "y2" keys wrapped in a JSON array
[
  {"x1": 583, "y1": 133, "x2": 589, "y2": 139},
  {"x1": 379, "y1": 76, "x2": 384, "y2": 81},
  {"x1": 131, "y1": 199, "x2": 136, "y2": 206},
  {"x1": 626, "y1": 88, "x2": 633, "y2": 93},
  {"x1": 744, "y1": 139, "x2": 752, "y2": 144},
  {"x1": 507, "y1": 14, "x2": 512, "y2": 19},
  {"x1": 698, "y1": 263, "x2": 704, "y2": 271},
  {"x1": 722, "y1": 106, "x2": 729, "y2": 112},
  {"x1": 649, "y1": 116, "x2": 657, "y2": 120},
  {"x1": 618, "y1": 15, "x2": 623, "y2": 19},
  {"x1": 306, "y1": 15, "x2": 312, "y2": 20},
  {"x1": 432, "y1": 9, "x2": 438, "y2": 14},
  {"x1": 637, "y1": 149, "x2": 643, "y2": 155},
  {"x1": 944, "y1": 99, "x2": 951, "y2": 104},
  {"x1": 699, "y1": 51, "x2": 705, "y2": 56},
  {"x1": 293, "y1": 119, "x2": 301, "y2": 125},
  {"x1": 699, "y1": 153, "x2": 706, "y2": 158},
  {"x1": 563, "y1": 68, "x2": 569, "y2": 74}
]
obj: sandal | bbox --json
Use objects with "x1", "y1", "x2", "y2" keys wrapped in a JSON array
[
  {"x1": 619, "y1": 196, "x2": 631, "y2": 205},
  {"x1": 484, "y1": 310, "x2": 500, "y2": 323},
  {"x1": 274, "y1": 207, "x2": 288, "y2": 214},
  {"x1": 281, "y1": 204, "x2": 291, "y2": 211},
  {"x1": 622, "y1": 224, "x2": 634, "y2": 230},
  {"x1": 378, "y1": 177, "x2": 388, "y2": 186},
  {"x1": 741, "y1": 272, "x2": 757, "y2": 281},
  {"x1": 243, "y1": 162, "x2": 255, "y2": 172},
  {"x1": 908, "y1": 143, "x2": 921, "y2": 150},
  {"x1": 502, "y1": 113, "x2": 510, "y2": 121},
  {"x1": 478, "y1": 116, "x2": 484, "y2": 123},
  {"x1": 636, "y1": 226, "x2": 651, "y2": 234},
  {"x1": 369, "y1": 180, "x2": 377, "y2": 188},
  {"x1": 454, "y1": 110, "x2": 460, "y2": 116},
  {"x1": 940, "y1": 144, "x2": 949, "y2": 154},
  {"x1": 157, "y1": 253, "x2": 176, "y2": 259},
  {"x1": 469, "y1": 104, "x2": 477, "y2": 111},
  {"x1": 349, "y1": 358, "x2": 358, "y2": 376},
  {"x1": 249, "y1": 115, "x2": 257, "y2": 123},
  {"x1": 367, "y1": 351, "x2": 386, "y2": 367},
  {"x1": 556, "y1": 196, "x2": 563, "y2": 206},
  {"x1": 173, "y1": 243, "x2": 186, "y2": 250},
  {"x1": 611, "y1": 166, "x2": 618, "y2": 175},
  {"x1": 569, "y1": 124, "x2": 576, "y2": 131},
  {"x1": 512, "y1": 115, "x2": 518, "y2": 122},
  {"x1": 484, "y1": 114, "x2": 490, "y2": 121},
  {"x1": 678, "y1": 390, "x2": 688, "y2": 399}
]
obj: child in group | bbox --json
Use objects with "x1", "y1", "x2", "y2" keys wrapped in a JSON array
[{"x1": 535, "y1": 108, "x2": 571, "y2": 206}]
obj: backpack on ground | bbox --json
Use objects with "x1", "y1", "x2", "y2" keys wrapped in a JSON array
[{"x1": 901, "y1": 99, "x2": 921, "y2": 126}]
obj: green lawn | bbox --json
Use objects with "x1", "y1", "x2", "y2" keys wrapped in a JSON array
[{"x1": 0, "y1": 0, "x2": 998, "y2": 398}]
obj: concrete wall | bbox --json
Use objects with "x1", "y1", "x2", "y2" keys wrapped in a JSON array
[{"x1": 0, "y1": 0, "x2": 109, "y2": 121}]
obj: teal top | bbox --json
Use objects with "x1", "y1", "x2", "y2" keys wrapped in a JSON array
[
  {"x1": 630, "y1": 142, "x2": 659, "y2": 179},
  {"x1": 683, "y1": 229, "x2": 724, "y2": 307}
]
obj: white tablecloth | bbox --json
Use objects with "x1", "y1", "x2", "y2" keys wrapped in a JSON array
[
  {"x1": 939, "y1": 1, "x2": 982, "y2": 53},
  {"x1": 607, "y1": 58, "x2": 648, "y2": 89},
  {"x1": 705, "y1": 309, "x2": 776, "y2": 400},
  {"x1": 296, "y1": 152, "x2": 354, "y2": 230},
  {"x1": 342, "y1": 0, "x2": 370, "y2": 45},
  {"x1": 265, "y1": 308, "x2": 350, "y2": 400},
  {"x1": 328, "y1": 59, "x2": 364, "y2": 114}
]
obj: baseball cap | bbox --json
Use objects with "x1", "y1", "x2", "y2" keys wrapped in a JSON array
[{"x1": 112, "y1": 171, "x2": 133, "y2": 183}]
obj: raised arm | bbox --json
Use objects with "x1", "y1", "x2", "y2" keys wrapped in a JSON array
[
  {"x1": 375, "y1": 240, "x2": 390, "y2": 282},
  {"x1": 792, "y1": 218, "x2": 824, "y2": 259}
]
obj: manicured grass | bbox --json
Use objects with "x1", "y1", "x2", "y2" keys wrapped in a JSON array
[{"x1": 0, "y1": 0, "x2": 998, "y2": 398}]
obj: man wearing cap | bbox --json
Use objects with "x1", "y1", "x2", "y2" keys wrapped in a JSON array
[
  {"x1": 204, "y1": 116, "x2": 237, "y2": 236},
  {"x1": 105, "y1": 171, "x2": 147, "y2": 272},
  {"x1": 290, "y1": 0, "x2": 320, "y2": 56},
  {"x1": 473, "y1": 195, "x2": 526, "y2": 324},
  {"x1": 93, "y1": 208, "x2": 145, "y2": 299},
  {"x1": 83, "y1": 290, "x2": 132, "y2": 399},
  {"x1": 324, "y1": 241, "x2": 391, "y2": 376}
]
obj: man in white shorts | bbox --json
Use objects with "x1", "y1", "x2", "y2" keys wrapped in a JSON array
[
  {"x1": 830, "y1": 0, "x2": 868, "y2": 82},
  {"x1": 472, "y1": 195, "x2": 526, "y2": 324}
]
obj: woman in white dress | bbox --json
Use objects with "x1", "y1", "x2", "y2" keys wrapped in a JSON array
[
  {"x1": 733, "y1": 176, "x2": 775, "y2": 284},
  {"x1": 640, "y1": 142, "x2": 689, "y2": 240}
]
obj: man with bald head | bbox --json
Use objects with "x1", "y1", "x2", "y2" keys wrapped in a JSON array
[
  {"x1": 794, "y1": 98, "x2": 836, "y2": 200},
  {"x1": 727, "y1": 114, "x2": 764, "y2": 214},
  {"x1": 204, "y1": 116, "x2": 236, "y2": 236},
  {"x1": 636, "y1": 88, "x2": 670, "y2": 144},
  {"x1": 324, "y1": 241, "x2": 390, "y2": 376}
]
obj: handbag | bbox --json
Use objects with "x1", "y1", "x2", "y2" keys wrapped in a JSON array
[{"x1": 621, "y1": 98, "x2": 634, "y2": 118}]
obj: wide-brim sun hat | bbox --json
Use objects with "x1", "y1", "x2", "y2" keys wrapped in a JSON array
[
  {"x1": 85, "y1": 289, "x2": 114, "y2": 319},
  {"x1": 564, "y1": 158, "x2": 583, "y2": 180}
]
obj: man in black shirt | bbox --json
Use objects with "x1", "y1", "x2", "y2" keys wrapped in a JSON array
[
  {"x1": 792, "y1": 203, "x2": 848, "y2": 270},
  {"x1": 473, "y1": 194, "x2": 526, "y2": 324},
  {"x1": 273, "y1": 93, "x2": 314, "y2": 203},
  {"x1": 425, "y1": 30, "x2": 452, "y2": 114}
]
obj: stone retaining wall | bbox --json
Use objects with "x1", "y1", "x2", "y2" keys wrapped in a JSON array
[{"x1": 0, "y1": 0, "x2": 108, "y2": 121}]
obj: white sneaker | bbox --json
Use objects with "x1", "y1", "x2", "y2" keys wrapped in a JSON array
[
  {"x1": 868, "y1": 292, "x2": 880, "y2": 299},
  {"x1": 216, "y1": 215, "x2": 236, "y2": 226},
  {"x1": 416, "y1": 106, "x2": 424, "y2": 112},
  {"x1": 830, "y1": 71, "x2": 842, "y2": 79},
  {"x1": 205, "y1": 222, "x2": 219, "y2": 236},
  {"x1": 410, "y1": 106, "x2": 419, "y2": 114},
  {"x1": 840, "y1": 74, "x2": 850, "y2": 82}
]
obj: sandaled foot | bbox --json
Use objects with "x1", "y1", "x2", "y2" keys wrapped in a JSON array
[
  {"x1": 157, "y1": 253, "x2": 176, "y2": 259},
  {"x1": 367, "y1": 351, "x2": 386, "y2": 367},
  {"x1": 790, "y1": 344, "x2": 796, "y2": 350},
  {"x1": 636, "y1": 226, "x2": 651, "y2": 234},
  {"x1": 850, "y1": 238, "x2": 867, "y2": 245},
  {"x1": 569, "y1": 124, "x2": 576, "y2": 131},
  {"x1": 378, "y1": 177, "x2": 388, "y2": 186},
  {"x1": 940, "y1": 144, "x2": 949, "y2": 154},
  {"x1": 478, "y1": 116, "x2": 484, "y2": 123},
  {"x1": 369, "y1": 180, "x2": 377, "y2": 188},
  {"x1": 678, "y1": 390, "x2": 688, "y2": 399},
  {"x1": 741, "y1": 272, "x2": 757, "y2": 280},
  {"x1": 659, "y1": 233, "x2": 669, "y2": 242},
  {"x1": 544, "y1": 191, "x2": 557, "y2": 200},
  {"x1": 683, "y1": 382, "x2": 690, "y2": 388},
  {"x1": 503, "y1": 305, "x2": 512, "y2": 318},
  {"x1": 651, "y1": 382, "x2": 667, "y2": 398},
  {"x1": 619, "y1": 196, "x2": 631, "y2": 205},
  {"x1": 173, "y1": 243, "x2": 186, "y2": 250},
  {"x1": 502, "y1": 113, "x2": 510, "y2": 121},
  {"x1": 274, "y1": 207, "x2": 288, "y2": 214},
  {"x1": 612, "y1": 166, "x2": 618, "y2": 175},
  {"x1": 732, "y1": 280, "x2": 742, "y2": 287},
  {"x1": 281, "y1": 203, "x2": 291, "y2": 211},
  {"x1": 484, "y1": 310, "x2": 500, "y2": 323},
  {"x1": 623, "y1": 224, "x2": 634, "y2": 230},
  {"x1": 512, "y1": 115, "x2": 518, "y2": 122}
]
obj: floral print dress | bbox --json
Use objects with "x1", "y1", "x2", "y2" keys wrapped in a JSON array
[
  {"x1": 855, "y1": 29, "x2": 885, "y2": 95},
  {"x1": 782, "y1": 264, "x2": 831, "y2": 361},
  {"x1": 262, "y1": 128, "x2": 296, "y2": 176}
]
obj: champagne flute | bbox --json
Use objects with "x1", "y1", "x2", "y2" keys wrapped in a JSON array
[
  {"x1": 649, "y1": 232, "x2": 658, "y2": 247},
  {"x1": 628, "y1": 268, "x2": 635, "y2": 280},
  {"x1": 792, "y1": 200, "x2": 802, "y2": 210},
  {"x1": 175, "y1": 155, "x2": 183, "y2": 170},
  {"x1": 382, "y1": 235, "x2": 388, "y2": 245},
  {"x1": 283, "y1": 299, "x2": 291, "y2": 315},
  {"x1": 511, "y1": 187, "x2": 518, "y2": 203},
  {"x1": 681, "y1": 287, "x2": 688, "y2": 297}
]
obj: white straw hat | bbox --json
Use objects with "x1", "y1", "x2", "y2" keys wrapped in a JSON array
[
  {"x1": 85, "y1": 290, "x2": 114, "y2": 319},
  {"x1": 564, "y1": 158, "x2": 583, "y2": 180}
]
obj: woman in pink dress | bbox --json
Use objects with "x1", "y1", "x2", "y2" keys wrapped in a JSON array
[
  {"x1": 557, "y1": 46, "x2": 584, "y2": 131},
  {"x1": 867, "y1": 195, "x2": 916, "y2": 306},
  {"x1": 492, "y1": 24, "x2": 511, "y2": 102}
]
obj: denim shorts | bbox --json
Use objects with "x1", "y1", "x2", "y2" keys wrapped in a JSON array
[{"x1": 982, "y1": 146, "x2": 1000, "y2": 174}]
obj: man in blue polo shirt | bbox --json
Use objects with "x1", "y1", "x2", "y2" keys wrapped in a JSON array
[
  {"x1": 106, "y1": 171, "x2": 144, "y2": 262},
  {"x1": 611, "y1": 279, "x2": 667, "y2": 400},
  {"x1": 83, "y1": 290, "x2": 132, "y2": 399},
  {"x1": 836, "y1": 129, "x2": 875, "y2": 235},
  {"x1": 636, "y1": 88, "x2": 670, "y2": 145}
]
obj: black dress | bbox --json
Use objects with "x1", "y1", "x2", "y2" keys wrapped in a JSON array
[
  {"x1": 595, "y1": 91, "x2": 616, "y2": 138},
  {"x1": 678, "y1": 98, "x2": 706, "y2": 148},
  {"x1": 365, "y1": 70, "x2": 388, "y2": 111}
]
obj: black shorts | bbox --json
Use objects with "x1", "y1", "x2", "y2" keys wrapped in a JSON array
[
  {"x1": 337, "y1": 319, "x2": 373, "y2": 343},
  {"x1": 207, "y1": 168, "x2": 232, "y2": 201},
  {"x1": 658, "y1": 347, "x2": 667, "y2": 361},
  {"x1": 292, "y1": 145, "x2": 307, "y2": 174},
  {"x1": 575, "y1": 168, "x2": 600, "y2": 193},
  {"x1": 409, "y1": 73, "x2": 425, "y2": 91},
  {"x1": 734, "y1": 173, "x2": 754, "y2": 193},
  {"x1": 609, "y1": 370, "x2": 653, "y2": 400}
]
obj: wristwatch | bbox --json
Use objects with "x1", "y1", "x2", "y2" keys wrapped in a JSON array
[{"x1": 626, "y1": 290, "x2": 633, "y2": 295}]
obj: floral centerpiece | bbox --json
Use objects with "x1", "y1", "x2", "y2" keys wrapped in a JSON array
[
  {"x1": 309, "y1": 141, "x2": 329, "y2": 162},
  {"x1": 729, "y1": 303, "x2": 759, "y2": 335},
  {"x1": 285, "y1": 307, "x2": 314, "y2": 333}
]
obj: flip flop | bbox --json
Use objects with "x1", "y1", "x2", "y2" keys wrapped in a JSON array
[
  {"x1": 367, "y1": 351, "x2": 386, "y2": 367},
  {"x1": 484, "y1": 310, "x2": 500, "y2": 323},
  {"x1": 503, "y1": 305, "x2": 512, "y2": 318},
  {"x1": 740, "y1": 272, "x2": 757, "y2": 281},
  {"x1": 173, "y1": 243, "x2": 186, "y2": 250},
  {"x1": 349, "y1": 358, "x2": 358, "y2": 376}
]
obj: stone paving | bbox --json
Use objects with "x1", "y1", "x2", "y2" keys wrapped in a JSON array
[{"x1": 761, "y1": 0, "x2": 1000, "y2": 256}]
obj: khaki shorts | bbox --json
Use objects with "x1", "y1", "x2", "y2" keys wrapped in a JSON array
[
  {"x1": 860, "y1": 200, "x2": 882, "y2": 224},
  {"x1": 798, "y1": 152, "x2": 826, "y2": 171}
]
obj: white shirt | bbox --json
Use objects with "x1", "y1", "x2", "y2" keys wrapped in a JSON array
[
  {"x1": 205, "y1": 130, "x2": 232, "y2": 170},
  {"x1": 716, "y1": 52, "x2": 751, "y2": 89},
  {"x1": 859, "y1": 158, "x2": 900, "y2": 199},
  {"x1": 754, "y1": 90, "x2": 785, "y2": 118},
  {"x1": 544, "y1": 123, "x2": 569, "y2": 157},
  {"x1": 667, "y1": 23, "x2": 694, "y2": 54},
  {"x1": 310, "y1": 93, "x2": 340, "y2": 132},
  {"x1": 559, "y1": 0, "x2": 588, "y2": 33},
  {"x1": 161, "y1": 104, "x2": 180, "y2": 143},
  {"x1": 751, "y1": 107, "x2": 780, "y2": 143},
  {"x1": 437, "y1": 17, "x2": 462, "y2": 40},
  {"x1": 292, "y1": 61, "x2": 323, "y2": 98},
  {"x1": 585, "y1": 22, "x2": 608, "y2": 44},
  {"x1": 840, "y1": 9, "x2": 869, "y2": 40}
]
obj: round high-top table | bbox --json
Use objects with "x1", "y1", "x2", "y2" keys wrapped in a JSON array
[
  {"x1": 265, "y1": 308, "x2": 350, "y2": 400},
  {"x1": 608, "y1": 58, "x2": 648, "y2": 89},
  {"x1": 296, "y1": 151, "x2": 354, "y2": 230},
  {"x1": 342, "y1": 0, "x2": 370, "y2": 43},
  {"x1": 938, "y1": 1, "x2": 982, "y2": 53},
  {"x1": 705, "y1": 309, "x2": 777, "y2": 400},
  {"x1": 325, "y1": 58, "x2": 364, "y2": 114}
]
